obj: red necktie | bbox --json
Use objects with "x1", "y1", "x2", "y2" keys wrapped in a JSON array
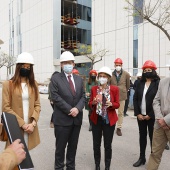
[{"x1": 68, "y1": 75, "x2": 75, "y2": 95}]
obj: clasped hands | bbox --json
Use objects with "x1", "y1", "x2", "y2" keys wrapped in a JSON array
[
  {"x1": 137, "y1": 114, "x2": 150, "y2": 121},
  {"x1": 22, "y1": 123, "x2": 34, "y2": 134},
  {"x1": 92, "y1": 97, "x2": 112, "y2": 108},
  {"x1": 68, "y1": 107, "x2": 79, "y2": 117}
]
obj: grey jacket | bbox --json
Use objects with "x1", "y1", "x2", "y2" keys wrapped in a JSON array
[
  {"x1": 49, "y1": 71, "x2": 85, "y2": 126},
  {"x1": 153, "y1": 77, "x2": 170, "y2": 129}
]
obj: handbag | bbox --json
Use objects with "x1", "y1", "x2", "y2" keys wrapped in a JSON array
[{"x1": 0, "y1": 80, "x2": 12, "y2": 141}]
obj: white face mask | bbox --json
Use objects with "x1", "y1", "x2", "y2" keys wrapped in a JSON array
[
  {"x1": 115, "y1": 66, "x2": 121, "y2": 72},
  {"x1": 63, "y1": 64, "x2": 73, "y2": 74},
  {"x1": 99, "y1": 77, "x2": 108, "y2": 85}
]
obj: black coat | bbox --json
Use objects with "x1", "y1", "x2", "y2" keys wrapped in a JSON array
[{"x1": 133, "y1": 80, "x2": 159, "y2": 119}]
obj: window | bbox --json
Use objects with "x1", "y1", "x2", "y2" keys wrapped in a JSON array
[{"x1": 133, "y1": 0, "x2": 143, "y2": 25}]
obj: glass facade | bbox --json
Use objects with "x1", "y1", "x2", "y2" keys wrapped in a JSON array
[
  {"x1": 133, "y1": 0, "x2": 143, "y2": 75},
  {"x1": 61, "y1": 0, "x2": 91, "y2": 57}
]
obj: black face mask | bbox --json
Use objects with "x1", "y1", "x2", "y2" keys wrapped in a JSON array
[
  {"x1": 143, "y1": 72, "x2": 154, "y2": 79},
  {"x1": 91, "y1": 76, "x2": 96, "y2": 80},
  {"x1": 20, "y1": 68, "x2": 30, "y2": 77}
]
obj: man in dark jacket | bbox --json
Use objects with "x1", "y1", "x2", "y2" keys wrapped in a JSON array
[{"x1": 50, "y1": 51, "x2": 85, "y2": 170}]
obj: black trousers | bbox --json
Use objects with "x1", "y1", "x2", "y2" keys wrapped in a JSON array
[
  {"x1": 92, "y1": 116, "x2": 115, "y2": 168},
  {"x1": 124, "y1": 92, "x2": 129, "y2": 115},
  {"x1": 137, "y1": 117, "x2": 155, "y2": 158},
  {"x1": 54, "y1": 125, "x2": 81, "y2": 170}
]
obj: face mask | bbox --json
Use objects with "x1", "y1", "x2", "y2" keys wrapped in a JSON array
[
  {"x1": 91, "y1": 75, "x2": 96, "y2": 80},
  {"x1": 98, "y1": 77, "x2": 108, "y2": 85},
  {"x1": 20, "y1": 68, "x2": 30, "y2": 77},
  {"x1": 63, "y1": 64, "x2": 73, "y2": 74},
  {"x1": 115, "y1": 66, "x2": 121, "y2": 72},
  {"x1": 143, "y1": 72, "x2": 154, "y2": 79}
]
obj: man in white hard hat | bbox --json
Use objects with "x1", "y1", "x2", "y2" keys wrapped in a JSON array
[{"x1": 49, "y1": 51, "x2": 85, "y2": 170}]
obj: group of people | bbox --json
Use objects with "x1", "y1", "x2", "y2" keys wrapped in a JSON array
[{"x1": 0, "y1": 51, "x2": 170, "y2": 170}]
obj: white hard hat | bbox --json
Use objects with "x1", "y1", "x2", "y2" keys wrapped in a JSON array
[
  {"x1": 98, "y1": 66, "x2": 112, "y2": 77},
  {"x1": 137, "y1": 72, "x2": 142, "y2": 77},
  {"x1": 60, "y1": 51, "x2": 75, "y2": 62},
  {"x1": 128, "y1": 72, "x2": 132, "y2": 77},
  {"x1": 16, "y1": 52, "x2": 34, "y2": 64}
]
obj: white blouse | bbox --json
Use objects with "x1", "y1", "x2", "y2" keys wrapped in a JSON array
[
  {"x1": 21, "y1": 83, "x2": 29, "y2": 146},
  {"x1": 141, "y1": 83, "x2": 149, "y2": 115}
]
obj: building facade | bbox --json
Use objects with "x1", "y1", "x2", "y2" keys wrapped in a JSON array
[
  {"x1": 0, "y1": 0, "x2": 91, "y2": 82},
  {"x1": 0, "y1": 0, "x2": 170, "y2": 82},
  {"x1": 92, "y1": 0, "x2": 170, "y2": 77}
]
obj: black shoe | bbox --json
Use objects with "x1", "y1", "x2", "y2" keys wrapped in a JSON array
[
  {"x1": 89, "y1": 125, "x2": 92, "y2": 131},
  {"x1": 165, "y1": 144, "x2": 169, "y2": 150},
  {"x1": 133, "y1": 158, "x2": 146, "y2": 167},
  {"x1": 95, "y1": 165, "x2": 100, "y2": 170},
  {"x1": 124, "y1": 113, "x2": 129, "y2": 117}
]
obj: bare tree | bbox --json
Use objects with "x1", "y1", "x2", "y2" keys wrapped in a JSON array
[
  {"x1": 74, "y1": 44, "x2": 109, "y2": 70},
  {"x1": 0, "y1": 52, "x2": 9, "y2": 68},
  {"x1": 0, "y1": 51, "x2": 16, "y2": 77},
  {"x1": 125, "y1": 0, "x2": 170, "y2": 41}
]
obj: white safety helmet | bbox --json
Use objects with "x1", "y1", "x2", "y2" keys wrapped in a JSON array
[
  {"x1": 137, "y1": 72, "x2": 142, "y2": 77},
  {"x1": 98, "y1": 66, "x2": 112, "y2": 77},
  {"x1": 60, "y1": 51, "x2": 75, "y2": 62},
  {"x1": 16, "y1": 52, "x2": 34, "y2": 64}
]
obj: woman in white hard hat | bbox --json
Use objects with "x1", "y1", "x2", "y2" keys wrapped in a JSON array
[
  {"x1": 2, "y1": 52, "x2": 40, "y2": 169},
  {"x1": 89, "y1": 66, "x2": 120, "y2": 170}
]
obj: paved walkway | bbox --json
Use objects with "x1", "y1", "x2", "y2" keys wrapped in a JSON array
[{"x1": 0, "y1": 92, "x2": 169, "y2": 170}]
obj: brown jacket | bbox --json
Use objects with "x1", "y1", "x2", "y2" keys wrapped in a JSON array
[
  {"x1": 0, "y1": 148, "x2": 18, "y2": 170},
  {"x1": 110, "y1": 69, "x2": 130, "y2": 101},
  {"x1": 2, "y1": 81, "x2": 41, "y2": 150}
]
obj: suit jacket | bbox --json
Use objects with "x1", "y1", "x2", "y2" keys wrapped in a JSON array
[
  {"x1": 0, "y1": 148, "x2": 18, "y2": 170},
  {"x1": 153, "y1": 77, "x2": 170, "y2": 129},
  {"x1": 2, "y1": 81, "x2": 41, "y2": 150},
  {"x1": 89, "y1": 85, "x2": 120, "y2": 126},
  {"x1": 133, "y1": 80, "x2": 159, "y2": 119},
  {"x1": 49, "y1": 71, "x2": 85, "y2": 126},
  {"x1": 110, "y1": 69, "x2": 130, "y2": 101}
]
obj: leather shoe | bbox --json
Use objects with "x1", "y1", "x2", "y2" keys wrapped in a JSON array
[
  {"x1": 133, "y1": 158, "x2": 146, "y2": 167},
  {"x1": 116, "y1": 128, "x2": 122, "y2": 136},
  {"x1": 95, "y1": 165, "x2": 100, "y2": 170},
  {"x1": 105, "y1": 167, "x2": 110, "y2": 170}
]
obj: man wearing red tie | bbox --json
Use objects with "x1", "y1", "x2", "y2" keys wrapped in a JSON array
[{"x1": 49, "y1": 51, "x2": 85, "y2": 170}]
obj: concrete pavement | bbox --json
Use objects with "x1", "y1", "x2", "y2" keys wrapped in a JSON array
[{"x1": 0, "y1": 92, "x2": 169, "y2": 170}]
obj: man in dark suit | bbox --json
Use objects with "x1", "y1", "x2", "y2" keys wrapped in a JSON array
[{"x1": 49, "y1": 51, "x2": 85, "y2": 170}]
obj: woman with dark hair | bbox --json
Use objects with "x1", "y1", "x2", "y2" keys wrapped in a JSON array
[
  {"x1": 133, "y1": 60, "x2": 160, "y2": 167},
  {"x1": 89, "y1": 66, "x2": 119, "y2": 170},
  {"x1": 85, "y1": 69, "x2": 98, "y2": 131},
  {"x1": 2, "y1": 52, "x2": 40, "y2": 169}
]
